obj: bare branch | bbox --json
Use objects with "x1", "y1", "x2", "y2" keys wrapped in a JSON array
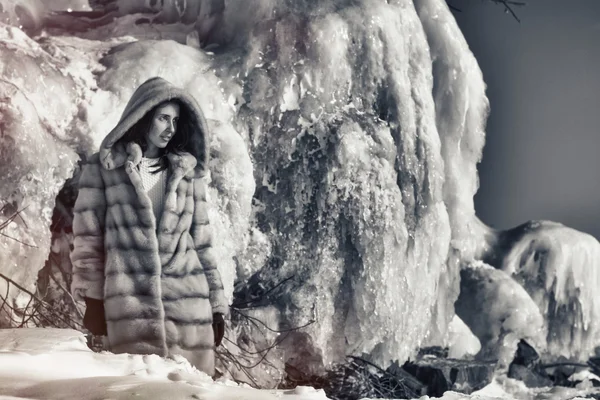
[
  {"x1": 232, "y1": 275, "x2": 295, "y2": 309},
  {"x1": 447, "y1": 0, "x2": 526, "y2": 22},
  {"x1": 47, "y1": 266, "x2": 83, "y2": 319},
  {"x1": 0, "y1": 232, "x2": 36, "y2": 248}
]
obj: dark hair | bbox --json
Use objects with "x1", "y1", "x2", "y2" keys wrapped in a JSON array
[{"x1": 115, "y1": 99, "x2": 196, "y2": 173}]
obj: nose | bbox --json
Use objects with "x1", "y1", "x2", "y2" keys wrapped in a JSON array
[{"x1": 166, "y1": 120, "x2": 175, "y2": 133}]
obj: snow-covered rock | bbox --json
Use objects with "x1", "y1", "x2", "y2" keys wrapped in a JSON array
[
  {"x1": 447, "y1": 315, "x2": 481, "y2": 359},
  {"x1": 492, "y1": 220, "x2": 600, "y2": 360},
  {"x1": 0, "y1": 26, "x2": 80, "y2": 325},
  {"x1": 455, "y1": 262, "x2": 546, "y2": 366}
]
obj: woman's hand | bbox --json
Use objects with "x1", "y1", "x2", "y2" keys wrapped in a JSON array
[
  {"x1": 83, "y1": 297, "x2": 108, "y2": 336},
  {"x1": 212, "y1": 313, "x2": 225, "y2": 347}
]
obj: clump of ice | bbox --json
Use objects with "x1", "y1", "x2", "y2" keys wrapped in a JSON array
[
  {"x1": 0, "y1": 25, "x2": 81, "y2": 322},
  {"x1": 497, "y1": 221, "x2": 600, "y2": 360},
  {"x1": 456, "y1": 262, "x2": 546, "y2": 368},
  {"x1": 446, "y1": 315, "x2": 481, "y2": 359}
]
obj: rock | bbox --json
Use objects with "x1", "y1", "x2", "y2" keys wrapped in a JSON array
[
  {"x1": 283, "y1": 357, "x2": 427, "y2": 400},
  {"x1": 455, "y1": 262, "x2": 546, "y2": 365},
  {"x1": 507, "y1": 340, "x2": 553, "y2": 388},
  {"x1": 508, "y1": 364, "x2": 553, "y2": 388},
  {"x1": 484, "y1": 220, "x2": 600, "y2": 361},
  {"x1": 418, "y1": 346, "x2": 450, "y2": 359},
  {"x1": 401, "y1": 357, "x2": 496, "y2": 396},
  {"x1": 511, "y1": 339, "x2": 540, "y2": 367}
]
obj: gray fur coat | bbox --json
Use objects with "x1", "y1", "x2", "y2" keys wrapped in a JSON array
[{"x1": 71, "y1": 77, "x2": 228, "y2": 375}]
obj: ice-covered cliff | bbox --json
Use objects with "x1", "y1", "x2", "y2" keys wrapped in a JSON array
[{"x1": 1, "y1": 0, "x2": 599, "y2": 386}]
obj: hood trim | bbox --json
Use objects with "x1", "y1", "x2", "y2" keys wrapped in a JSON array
[{"x1": 99, "y1": 77, "x2": 209, "y2": 176}]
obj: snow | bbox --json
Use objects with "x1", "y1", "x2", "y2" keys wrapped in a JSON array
[
  {"x1": 496, "y1": 221, "x2": 600, "y2": 360},
  {"x1": 0, "y1": 328, "x2": 328, "y2": 400},
  {"x1": 3, "y1": 328, "x2": 600, "y2": 400},
  {"x1": 1, "y1": 0, "x2": 600, "y2": 394},
  {"x1": 0, "y1": 25, "x2": 80, "y2": 321},
  {"x1": 456, "y1": 262, "x2": 546, "y2": 366},
  {"x1": 446, "y1": 315, "x2": 481, "y2": 359}
]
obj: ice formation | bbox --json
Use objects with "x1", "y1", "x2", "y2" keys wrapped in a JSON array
[
  {"x1": 446, "y1": 315, "x2": 481, "y2": 359},
  {"x1": 1, "y1": 0, "x2": 600, "y2": 386},
  {"x1": 0, "y1": 25, "x2": 80, "y2": 322},
  {"x1": 484, "y1": 221, "x2": 600, "y2": 360},
  {"x1": 455, "y1": 262, "x2": 546, "y2": 366}
]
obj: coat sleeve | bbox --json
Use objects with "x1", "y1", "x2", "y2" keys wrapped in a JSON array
[
  {"x1": 70, "y1": 157, "x2": 107, "y2": 301},
  {"x1": 191, "y1": 177, "x2": 229, "y2": 316}
]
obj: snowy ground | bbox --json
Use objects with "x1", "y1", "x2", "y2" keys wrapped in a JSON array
[
  {"x1": 1, "y1": 328, "x2": 599, "y2": 400},
  {"x1": 0, "y1": 328, "x2": 327, "y2": 400}
]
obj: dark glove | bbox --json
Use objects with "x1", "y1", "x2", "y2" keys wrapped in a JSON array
[
  {"x1": 83, "y1": 297, "x2": 108, "y2": 336},
  {"x1": 212, "y1": 313, "x2": 225, "y2": 347}
]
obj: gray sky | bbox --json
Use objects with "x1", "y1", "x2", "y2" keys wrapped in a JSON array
[{"x1": 451, "y1": 0, "x2": 600, "y2": 239}]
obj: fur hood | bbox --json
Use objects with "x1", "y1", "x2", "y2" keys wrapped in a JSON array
[{"x1": 99, "y1": 77, "x2": 209, "y2": 176}]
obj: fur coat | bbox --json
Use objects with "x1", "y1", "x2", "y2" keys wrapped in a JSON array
[{"x1": 70, "y1": 77, "x2": 228, "y2": 375}]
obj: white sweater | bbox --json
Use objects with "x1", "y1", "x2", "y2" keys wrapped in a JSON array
[{"x1": 139, "y1": 157, "x2": 167, "y2": 225}]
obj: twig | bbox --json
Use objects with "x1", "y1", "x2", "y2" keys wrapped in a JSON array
[
  {"x1": 0, "y1": 273, "x2": 81, "y2": 329},
  {"x1": 0, "y1": 273, "x2": 49, "y2": 308},
  {"x1": 47, "y1": 265, "x2": 83, "y2": 319},
  {"x1": 0, "y1": 232, "x2": 37, "y2": 248},
  {"x1": 18, "y1": 292, "x2": 36, "y2": 327},
  {"x1": 0, "y1": 211, "x2": 21, "y2": 230},
  {"x1": 233, "y1": 309, "x2": 314, "y2": 333},
  {"x1": 540, "y1": 362, "x2": 589, "y2": 369},
  {"x1": 447, "y1": 3, "x2": 461, "y2": 12},
  {"x1": 232, "y1": 275, "x2": 295, "y2": 308},
  {"x1": 0, "y1": 280, "x2": 10, "y2": 318},
  {"x1": 49, "y1": 251, "x2": 72, "y2": 291},
  {"x1": 218, "y1": 346, "x2": 260, "y2": 387},
  {"x1": 446, "y1": 0, "x2": 526, "y2": 22},
  {"x1": 491, "y1": 0, "x2": 526, "y2": 22}
]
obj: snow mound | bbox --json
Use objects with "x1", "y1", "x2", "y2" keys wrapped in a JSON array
[{"x1": 498, "y1": 221, "x2": 600, "y2": 360}]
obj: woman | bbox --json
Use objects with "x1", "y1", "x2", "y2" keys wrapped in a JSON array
[{"x1": 70, "y1": 77, "x2": 227, "y2": 376}]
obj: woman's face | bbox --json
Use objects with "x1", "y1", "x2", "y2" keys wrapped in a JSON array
[{"x1": 145, "y1": 101, "x2": 180, "y2": 155}]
